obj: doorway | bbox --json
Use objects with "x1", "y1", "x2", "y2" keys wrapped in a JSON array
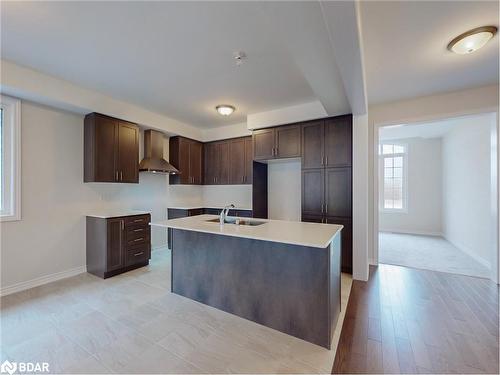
[{"x1": 376, "y1": 113, "x2": 497, "y2": 279}]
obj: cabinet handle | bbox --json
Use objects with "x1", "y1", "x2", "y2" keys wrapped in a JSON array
[
  {"x1": 325, "y1": 156, "x2": 328, "y2": 165},
  {"x1": 133, "y1": 219, "x2": 143, "y2": 223},
  {"x1": 325, "y1": 203, "x2": 328, "y2": 213},
  {"x1": 121, "y1": 220, "x2": 124, "y2": 230},
  {"x1": 133, "y1": 228, "x2": 144, "y2": 232},
  {"x1": 134, "y1": 238, "x2": 144, "y2": 242},
  {"x1": 133, "y1": 251, "x2": 144, "y2": 257},
  {"x1": 321, "y1": 156, "x2": 324, "y2": 166},
  {"x1": 120, "y1": 171, "x2": 123, "y2": 181},
  {"x1": 116, "y1": 171, "x2": 119, "y2": 181},
  {"x1": 321, "y1": 204, "x2": 324, "y2": 213}
]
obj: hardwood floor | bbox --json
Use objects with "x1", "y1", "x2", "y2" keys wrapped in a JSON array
[{"x1": 333, "y1": 264, "x2": 499, "y2": 374}]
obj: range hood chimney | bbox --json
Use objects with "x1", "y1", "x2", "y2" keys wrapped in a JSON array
[{"x1": 139, "y1": 130, "x2": 179, "y2": 174}]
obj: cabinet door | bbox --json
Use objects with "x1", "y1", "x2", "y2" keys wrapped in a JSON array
[
  {"x1": 217, "y1": 141, "x2": 230, "y2": 184},
  {"x1": 301, "y1": 120, "x2": 324, "y2": 169},
  {"x1": 325, "y1": 115, "x2": 352, "y2": 167},
  {"x1": 229, "y1": 138, "x2": 246, "y2": 184},
  {"x1": 244, "y1": 137, "x2": 253, "y2": 184},
  {"x1": 177, "y1": 138, "x2": 191, "y2": 184},
  {"x1": 301, "y1": 169, "x2": 324, "y2": 216},
  {"x1": 94, "y1": 116, "x2": 117, "y2": 182},
  {"x1": 253, "y1": 128, "x2": 275, "y2": 160},
  {"x1": 189, "y1": 141, "x2": 203, "y2": 184},
  {"x1": 276, "y1": 125, "x2": 301, "y2": 158},
  {"x1": 107, "y1": 218, "x2": 124, "y2": 272},
  {"x1": 325, "y1": 167, "x2": 352, "y2": 217},
  {"x1": 117, "y1": 122, "x2": 139, "y2": 183},
  {"x1": 204, "y1": 142, "x2": 218, "y2": 184},
  {"x1": 326, "y1": 217, "x2": 352, "y2": 273}
]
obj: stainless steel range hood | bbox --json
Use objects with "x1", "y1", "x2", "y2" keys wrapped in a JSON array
[{"x1": 139, "y1": 129, "x2": 179, "y2": 174}]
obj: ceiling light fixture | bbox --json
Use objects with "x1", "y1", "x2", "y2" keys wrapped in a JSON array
[
  {"x1": 447, "y1": 26, "x2": 497, "y2": 54},
  {"x1": 216, "y1": 105, "x2": 235, "y2": 116}
]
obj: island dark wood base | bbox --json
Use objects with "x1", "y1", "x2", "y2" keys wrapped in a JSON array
[{"x1": 170, "y1": 229, "x2": 341, "y2": 348}]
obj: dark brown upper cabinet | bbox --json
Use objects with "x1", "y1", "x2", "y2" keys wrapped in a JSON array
[
  {"x1": 301, "y1": 120, "x2": 325, "y2": 169},
  {"x1": 253, "y1": 128, "x2": 275, "y2": 160},
  {"x1": 324, "y1": 115, "x2": 352, "y2": 167},
  {"x1": 275, "y1": 125, "x2": 301, "y2": 158},
  {"x1": 205, "y1": 138, "x2": 250, "y2": 185},
  {"x1": 301, "y1": 115, "x2": 352, "y2": 169},
  {"x1": 244, "y1": 137, "x2": 253, "y2": 184},
  {"x1": 84, "y1": 113, "x2": 139, "y2": 183},
  {"x1": 253, "y1": 125, "x2": 301, "y2": 161},
  {"x1": 229, "y1": 138, "x2": 245, "y2": 184},
  {"x1": 169, "y1": 136, "x2": 203, "y2": 185},
  {"x1": 228, "y1": 137, "x2": 253, "y2": 184},
  {"x1": 204, "y1": 141, "x2": 226, "y2": 185}
]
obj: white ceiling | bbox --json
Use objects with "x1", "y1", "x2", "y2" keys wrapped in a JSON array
[
  {"x1": 360, "y1": 0, "x2": 499, "y2": 105},
  {"x1": 1, "y1": 1, "x2": 353, "y2": 128},
  {"x1": 379, "y1": 112, "x2": 495, "y2": 140}
]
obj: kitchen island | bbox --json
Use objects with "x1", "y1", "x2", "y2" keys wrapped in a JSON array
[{"x1": 151, "y1": 214, "x2": 343, "y2": 349}]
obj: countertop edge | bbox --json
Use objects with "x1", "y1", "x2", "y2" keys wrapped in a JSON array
[{"x1": 151, "y1": 217, "x2": 342, "y2": 249}]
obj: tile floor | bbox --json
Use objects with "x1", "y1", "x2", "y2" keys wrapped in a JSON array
[
  {"x1": 1, "y1": 247, "x2": 352, "y2": 374},
  {"x1": 379, "y1": 232, "x2": 490, "y2": 278}
]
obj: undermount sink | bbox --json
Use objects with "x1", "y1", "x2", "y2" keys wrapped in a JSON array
[{"x1": 205, "y1": 217, "x2": 266, "y2": 226}]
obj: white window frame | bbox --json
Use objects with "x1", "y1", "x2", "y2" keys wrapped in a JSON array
[
  {"x1": 379, "y1": 142, "x2": 408, "y2": 213},
  {"x1": 0, "y1": 95, "x2": 21, "y2": 221}
]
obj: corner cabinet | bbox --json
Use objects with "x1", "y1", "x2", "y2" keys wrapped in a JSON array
[
  {"x1": 84, "y1": 113, "x2": 139, "y2": 183},
  {"x1": 86, "y1": 213, "x2": 151, "y2": 278},
  {"x1": 169, "y1": 137, "x2": 203, "y2": 185}
]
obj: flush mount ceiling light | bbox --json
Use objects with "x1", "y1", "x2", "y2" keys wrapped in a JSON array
[
  {"x1": 447, "y1": 26, "x2": 497, "y2": 54},
  {"x1": 216, "y1": 105, "x2": 235, "y2": 116}
]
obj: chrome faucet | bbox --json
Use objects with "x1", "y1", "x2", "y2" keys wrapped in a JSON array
[{"x1": 220, "y1": 204, "x2": 235, "y2": 224}]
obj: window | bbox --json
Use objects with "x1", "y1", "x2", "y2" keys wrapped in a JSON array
[
  {"x1": 379, "y1": 143, "x2": 407, "y2": 211},
  {"x1": 0, "y1": 95, "x2": 21, "y2": 221}
]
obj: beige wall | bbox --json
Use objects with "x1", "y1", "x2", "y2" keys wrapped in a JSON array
[{"x1": 0, "y1": 101, "x2": 200, "y2": 292}]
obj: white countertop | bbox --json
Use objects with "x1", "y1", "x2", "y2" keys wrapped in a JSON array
[
  {"x1": 151, "y1": 214, "x2": 342, "y2": 248},
  {"x1": 168, "y1": 206, "x2": 252, "y2": 211},
  {"x1": 86, "y1": 210, "x2": 151, "y2": 219}
]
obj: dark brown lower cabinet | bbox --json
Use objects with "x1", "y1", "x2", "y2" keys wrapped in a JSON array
[{"x1": 86, "y1": 214, "x2": 151, "y2": 278}]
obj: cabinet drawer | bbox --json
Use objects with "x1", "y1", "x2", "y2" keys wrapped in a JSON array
[
  {"x1": 126, "y1": 233, "x2": 150, "y2": 247},
  {"x1": 125, "y1": 215, "x2": 150, "y2": 227},
  {"x1": 126, "y1": 226, "x2": 150, "y2": 241},
  {"x1": 125, "y1": 245, "x2": 151, "y2": 266}
]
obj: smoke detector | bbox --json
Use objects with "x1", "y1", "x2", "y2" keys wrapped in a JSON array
[{"x1": 233, "y1": 51, "x2": 247, "y2": 66}]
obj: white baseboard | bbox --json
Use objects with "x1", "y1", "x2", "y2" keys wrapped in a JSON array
[
  {"x1": 1, "y1": 244, "x2": 169, "y2": 297},
  {"x1": 0, "y1": 266, "x2": 87, "y2": 297},
  {"x1": 380, "y1": 229, "x2": 443, "y2": 237},
  {"x1": 443, "y1": 237, "x2": 491, "y2": 269}
]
